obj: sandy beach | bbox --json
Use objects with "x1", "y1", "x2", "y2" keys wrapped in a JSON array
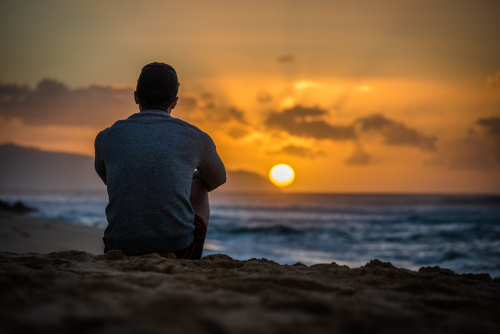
[
  {"x1": 1, "y1": 212, "x2": 499, "y2": 334},
  {"x1": 0, "y1": 211, "x2": 104, "y2": 254}
]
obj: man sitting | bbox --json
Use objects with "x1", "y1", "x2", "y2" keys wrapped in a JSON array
[{"x1": 94, "y1": 62, "x2": 226, "y2": 260}]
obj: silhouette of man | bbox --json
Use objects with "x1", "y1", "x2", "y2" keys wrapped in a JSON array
[{"x1": 94, "y1": 62, "x2": 226, "y2": 260}]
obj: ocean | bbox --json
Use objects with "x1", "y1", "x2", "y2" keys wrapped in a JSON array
[{"x1": 1, "y1": 190, "x2": 499, "y2": 278}]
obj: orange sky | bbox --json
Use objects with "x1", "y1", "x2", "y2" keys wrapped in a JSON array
[{"x1": 1, "y1": 0, "x2": 499, "y2": 193}]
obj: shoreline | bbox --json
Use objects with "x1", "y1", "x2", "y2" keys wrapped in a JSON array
[
  {"x1": 1, "y1": 210, "x2": 498, "y2": 277},
  {"x1": 0, "y1": 211, "x2": 104, "y2": 254}
]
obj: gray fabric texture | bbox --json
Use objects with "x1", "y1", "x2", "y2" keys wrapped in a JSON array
[{"x1": 94, "y1": 109, "x2": 226, "y2": 255}]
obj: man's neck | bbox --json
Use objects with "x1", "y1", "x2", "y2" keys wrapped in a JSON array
[{"x1": 139, "y1": 106, "x2": 171, "y2": 115}]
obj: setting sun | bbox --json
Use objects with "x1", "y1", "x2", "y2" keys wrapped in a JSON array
[{"x1": 269, "y1": 164, "x2": 295, "y2": 187}]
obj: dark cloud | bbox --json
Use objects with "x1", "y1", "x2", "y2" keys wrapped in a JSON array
[
  {"x1": 265, "y1": 107, "x2": 441, "y2": 165},
  {"x1": 277, "y1": 55, "x2": 294, "y2": 63},
  {"x1": 265, "y1": 107, "x2": 438, "y2": 152},
  {"x1": 256, "y1": 90, "x2": 272, "y2": 103},
  {"x1": 265, "y1": 105, "x2": 357, "y2": 141},
  {"x1": 475, "y1": 117, "x2": 500, "y2": 135},
  {"x1": 210, "y1": 107, "x2": 249, "y2": 125},
  {"x1": 356, "y1": 114, "x2": 437, "y2": 151},
  {"x1": 345, "y1": 144, "x2": 370, "y2": 165},
  {"x1": 0, "y1": 79, "x2": 136, "y2": 127},
  {"x1": 175, "y1": 93, "x2": 221, "y2": 115},
  {"x1": 177, "y1": 96, "x2": 199, "y2": 113},
  {"x1": 228, "y1": 127, "x2": 249, "y2": 139},
  {"x1": 173, "y1": 94, "x2": 225, "y2": 123},
  {"x1": 269, "y1": 145, "x2": 324, "y2": 158},
  {"x1": 356, "y1": 114, "x2": 393, "y2": 131},
  {"x1": 228, "y1": 107, "x2": 247, "y2": 125},
  {"x1": 0, "y1": 83, "x2": 31, "y2": 102}
]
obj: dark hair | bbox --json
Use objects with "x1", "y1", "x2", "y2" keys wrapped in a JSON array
[{"x1": 136, "y1": 62, "x2": 179, "y2": 109}]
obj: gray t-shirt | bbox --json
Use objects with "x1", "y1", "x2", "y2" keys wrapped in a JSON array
[{"x1": 94, "y1": 109, "x2": 226, "y2": 254}]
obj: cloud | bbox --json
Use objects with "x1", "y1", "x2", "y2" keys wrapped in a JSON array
[
  {"x1": 227, "y1": 127, "x2": 249, "y2": 139},
  {"x1": 345, "y1": 143, "x2": 370, "y2": 165},
  {"x1": 356, "y1": 114, "x2": 437, "y2": 151},
  {"x1": 265, "y1": 107, "x2": 437, "y2": 153},
  {"x1": 486, "y1": 72, "x2": 500, "y2": 90},
  {"x1": 277, "y1": 55, "x2": 294, "y2": 63},
  {"x1": 265, "y1": 105, "x2": 357, "y2": 141},
  {"x1": 471, "y1": 116, "x2": 500, "y2": 163},
  {"x1": 475, "y1": 117, "x2": 500, "y2": 136},
  {"x1": 176, "y1": 95, "x2": 200, "y2": 113},
  {"x1": 265, "y1": 106, "x2": 441, "y2": 165},
  {"x1": 269, "y1": 145, "x2": 324, "y2": 158},
  {"x1": 0, "y1": 79, "x2": 136, "y2": 128},
  {"x1": 0, "y1": 83, "x2": 31, "y2": 102},
  {"x1": 172, "y1": 93, "x2": 235, "y2": 126},
  {"x1": 227, "y1": 107, "x2": 247, "y2": 125},
  {"x1": 433, "y1": 116, "x2": 500, "y2": 170}
]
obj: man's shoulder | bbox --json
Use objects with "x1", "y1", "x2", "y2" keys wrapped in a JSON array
[
  {"x1": 95, "y1": 127, "x2": 111, "y2": 145},
  {"x1": 170, "y1": 117, "x2": 208, "y2": 136},
  {"x1": 97, "y1": 115, "x2": 212, "y2": 143}
]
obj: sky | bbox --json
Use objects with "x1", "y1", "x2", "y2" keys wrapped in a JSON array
[{"x1": 0, "y1": 0, "x2": 499, "y2": 193}]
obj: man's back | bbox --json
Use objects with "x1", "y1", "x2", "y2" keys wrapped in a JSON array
[{"x1": 95, "y1": 109, "x2": 226, "y2": 255}]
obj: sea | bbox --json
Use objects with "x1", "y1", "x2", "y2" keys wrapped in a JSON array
[{"x1": 1, "y1": 190, "x2": 499, "y2": 278}]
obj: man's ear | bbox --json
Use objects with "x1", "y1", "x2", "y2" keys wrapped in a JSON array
[
  {"x1": 170, "y1": 97, "x2": 178, "y2": 110},
  {"x1": 134, "y1": 91, "x2": 140, "y2": 105}
]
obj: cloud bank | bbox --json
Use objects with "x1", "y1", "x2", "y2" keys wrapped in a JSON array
[
  {"x1": 356, "y1": 114, "x2": 437, "y2": 151},
  {"x1": 0, "y1": 80, "x2": 135, "y2": 128},
  {"x1": 269, "y1": 145, "x2": 324, "y2": 158},
  {"x1": 265, "y1": 106, "x2": 357, "y2": 141},
  {"x1": 265, "y1": 106, "x2": 437, "y2": 153}
]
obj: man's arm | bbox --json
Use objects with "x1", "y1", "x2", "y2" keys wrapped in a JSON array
[
  {"x1": 94, "y1": 130, "x2": 107, "y2": 185},
  {"x1": 194, "y1": 133, "x2": 226, "y2": 192}
]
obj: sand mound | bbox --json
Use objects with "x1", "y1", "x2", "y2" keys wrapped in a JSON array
[{"x1": 1, "y1": 251, "x2": 499, "y2": 334}]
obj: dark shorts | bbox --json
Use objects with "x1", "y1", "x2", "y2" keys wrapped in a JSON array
[
  {"x1": 173, "y1": 215, "x2": 207, "y2": 260},
  {"x1": 103, "y1": 215, "x2": 208, "y2": 260}
]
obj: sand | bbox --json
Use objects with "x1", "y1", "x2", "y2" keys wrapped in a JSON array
[
  {"x1": 0, "y1": 211, "x2": 104, "y2": 254},
  {"x1": 1, "y1": 212, "x2": 499, "y2": 334}
]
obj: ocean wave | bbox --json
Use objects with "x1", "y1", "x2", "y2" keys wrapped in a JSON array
[{"x1": 3, "y1": 190, "x2": 500, "y2": 278}]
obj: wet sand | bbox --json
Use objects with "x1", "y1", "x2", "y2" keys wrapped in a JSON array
[
  {"x1": 1, "y1": 212, "x2": 499, "y2": 333},
  {"x1": 0, "y1": 211, "x2": 104, "y2": 254}
]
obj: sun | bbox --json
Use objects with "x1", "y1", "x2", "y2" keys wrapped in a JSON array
[{"x1": 269, "y1": 164, "x2": 295, "y2": 187}]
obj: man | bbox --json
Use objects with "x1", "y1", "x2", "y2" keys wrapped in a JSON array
[{"x1": 94, "y1": 62, "x2": 226, "y2": 260}]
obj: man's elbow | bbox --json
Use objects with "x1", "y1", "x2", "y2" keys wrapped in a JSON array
[
  {"x1": 219, "y1": 171, "x2": 227, "y2": 186},
  {"x1": 207, "y1": 171, "x2": 226, "y2": 192}
]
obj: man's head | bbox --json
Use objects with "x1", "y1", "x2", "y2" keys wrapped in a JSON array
[{"x1": 134, "y1": 62, "x2": 179, "y2": 113}]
